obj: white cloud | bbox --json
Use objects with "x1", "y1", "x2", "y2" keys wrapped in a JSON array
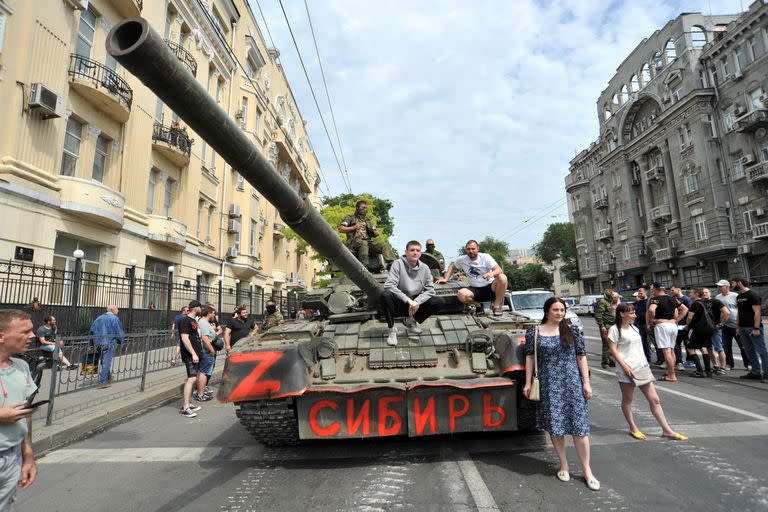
[{"x1": 251, "y1": 0, "x2": 748, "y2": 261}]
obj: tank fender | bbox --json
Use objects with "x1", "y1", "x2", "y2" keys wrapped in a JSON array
[{"x1": 494, "y1": 331, "x2": 527, "y2": 375}]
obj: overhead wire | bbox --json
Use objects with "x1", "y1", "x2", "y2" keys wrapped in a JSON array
[
  {"x1": 276, "y1": 0, "x2": 352, "y2": 193},
  {"x1": 496, "y1": 198, "x2": 569, "y2": 243},
  {"x1": 303, "y1": 0, "x2": 352, "y2": 190}
]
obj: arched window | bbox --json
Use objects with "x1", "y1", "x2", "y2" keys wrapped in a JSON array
[
  {"x1": 665, "y1": 39, "x2": 677, "y2": 62},
  {"x1": 641, "y1": 63, "x2": 651, "y2": 85},
  {"x1": 611, "y1": 93, "x2": 619, "y2": 108},
  {"x1": 620, "y1": 85, "x2": 629, "y2": 104},
  {"x1": 276, "y1": 96, "x2": 286, "y2": 122},
  {"x1": 652, "y1": 51, "x2": 664, "y2": 71},
  {"x1": 691, "y1": 26, "x2": 707, "y2": 48},
  {"x1": 603, "y1": 107, "x2": 612, "y2": 121},
  {"x1": 630, "y1": 74, "x2": 640, "y2": 92}
]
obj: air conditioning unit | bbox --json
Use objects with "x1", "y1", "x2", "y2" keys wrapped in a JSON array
[
  {"x1": 226, "y1": 247, "x2": 238, "y2": 259},
  {"x1": 616, "y1": 271, "x2": 625, "y2": 277},
  {"x1": 740, "y1": 154, "x2": 756, "y2": 166},
  {"x1": 760, "y1": 93, "x2": 768, "y2": 107},
  {"x1": 235, "y1": 107, "x2": 245, "y2": 120},
  {"x1": 756, "y1": 208, "x2": 765, "y2": 217},
  {"x1": 28, "y1": 83, "x2": 63, "y2": 119},
  {"x1": 738, "y1": 244, "x2": 751, "y2": 255},
  {"x1": 733, "y1": 70, "x2": 743, "y2": 81},
  {"x1": 228, "y1": 204, "x2": 241, "y2": 217},
  {"x1": 734, "y1": 104, "x2": 746, "y2": 116},
  {"x1": 227, "y1": 219, "x2": 241, "y2": 233}
]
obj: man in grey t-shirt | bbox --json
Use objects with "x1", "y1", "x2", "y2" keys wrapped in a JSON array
[
  {"x1": 715, "y1": 279, "x2": 748, "y2": 369},
  {"x1": 195, "y1": 306, "x2": 217, "y2": 401}
]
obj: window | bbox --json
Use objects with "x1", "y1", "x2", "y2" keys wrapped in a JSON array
[
  {"x1": 698, "y1": 70, "x2": 708, "y2": 88},
  {"x1": 216, "y1": 79, "x2": 223, "y2": 103},
  {"x1": 576, "y1": 224, "x2": 586, "y2": 240},
  {"x1": 717, "y1": 158, "x2": 726, "y2": 184},
  {"x1": 723, "y1": 104, "x2": 736, "y2": 131},
  {"x1": 196, "y1": 200, "x2": 205, "y2": 238},
  {"x1": 749, "y1": 88, "x2": 764, "y2": 110},
  {"x1": 206, "y1": 205, "x2": 213, "y2": 241},
  {"x1": 629, "y1": 74, "x2": 639, "y2": 92},
  {"x1": 76, "y1": 8, "x2": 96, "y2": 58},
  {"x1": 761, "y1": 139, "x2": 768, "y2": 162},
  {"x1": 612, "y1": 170, "x2": 621, "y2": 188},
  {"x1": 747, "y1": 38, "x2": 758, "y2": 61},
  {"x1": 691, "y1": 26, "x2": 707, "y2": 48},
  {"x1": 240, "y1": 97, "x2": 248, "y2": 130},
  {"x1": 146, "y1": 169, "x2": 158, "y2": 214},
  {"x1": 250, "y1": 218, "x2": 257, "y2": 255},
  {"x1": 704, "y1": 114, "x2": 716, "y2": 138},
  {"x1": 162, "y1": 178, "x2": 174, "y2": 217},
  {"x1": 641, "y1": 63, "x2": 651, "y2": 85},
  {"x1": 665, "y1": 39, "x2": 677, "y2": 62},
  {"x1": 720, "y1": 56, "x2": 731, "y2": 78},
  {"x1": 603, "y1": 108, "x2": 612, "y2": 121},
  {"x1": 735, "y1": 45, "x2": 747, "y2": 71},
  {"x1": 733, "y1": 157, "x2": 745, "y2": 180},
  {"x1": 234, "y1": 228, "x2": 241, "y2": 253},
  {"x1": 693, "y1": 216, "x2": 708, "y2": 242},
  {"x1": 624, "y1": 243, "x2": 631, "y2": 261},
  {"x1": 236, "y1": 172, "x2": 244, "y2": 190},
  {"x1": 255, "y1": 108, "x2": 262, "y2": 134},
  {"x1": 671, "y1": 85, "x2": 683, "y2": 103},
  {"x1": 611, "y1": 94, "x2": 619, "y2": 109},
  {"x1": 653, "y1": 51, "x2": 664, "y2": 71},
  {"x1": 52, "y1": 235, "x2": 101, "y2": 303},
  {"x1": 726, "y1": 206, "x2": 735, "y2": 235},
  {"x1": 683, "y1": 164, "x2": 701, "y2": 193},
  {"x1": 0, "y1": 4, "x2": 8, "y2": 54},
  {"x1": 211, "y1": 7, "x2": 228, "y2": 35},
  {"x1": 636, "y1": 197, "x2": 643, "y2": 218},
  {"x1": 616, "y1": 201, "x2": 626, "y2": 223},
  {"x1": 744, "y1": 210, "x2": 753, "y2": 232},
  {"x1": 60, "y1": 117, "x2": 83, "y2": 176},
  {"x1": 619, "y1": 85, "x2": 629, "y2": 104},
  {"x1": 92, "y1": 135, "x2": 109, "y2": 182},
  {"x1": 710, "y1": 65, "x2": 719, "y2": 86}
]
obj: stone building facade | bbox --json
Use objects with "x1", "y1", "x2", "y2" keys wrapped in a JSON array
[
  {"x1": 566, "y1": 1, "x2": 768, "y2": 294},
  {"x1": 0, "y1": 0, "x2": 324, "y2": 307}
]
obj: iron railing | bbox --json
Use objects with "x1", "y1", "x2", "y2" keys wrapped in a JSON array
[
  {"x1": 68, "y1": 54, "x2": 132, "y2": 110},
  {"x1": 152, "y1": 122, "x2": 193, "y2": 156},
  {"x1": 165, "y1": 39, "x2": 197, "y2": 76}
]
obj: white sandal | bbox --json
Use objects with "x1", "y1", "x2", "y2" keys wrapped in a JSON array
[
  {"x1": 556, "y1": 470, "x2": 570, "y2": 482},
  {"x1": 586, "y1": 477, "x2": 600, "y2": 491}
]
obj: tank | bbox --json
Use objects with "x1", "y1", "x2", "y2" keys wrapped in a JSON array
[{"x1": 107, "y1": 19, "x2": 538, "y2": 445}]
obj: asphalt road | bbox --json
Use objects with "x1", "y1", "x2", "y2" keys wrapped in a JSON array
[{"x1": 16, "y1": 322, "x2": 768, "y2": 512}]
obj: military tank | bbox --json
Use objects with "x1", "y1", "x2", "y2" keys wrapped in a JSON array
[{"x1": 107, "y1": 19, "x2": 538, "y2": 445}]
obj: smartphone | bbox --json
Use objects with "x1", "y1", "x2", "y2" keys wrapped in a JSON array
[{"x1": 23, "y1": 400, "x2": 50, "y2": 410}]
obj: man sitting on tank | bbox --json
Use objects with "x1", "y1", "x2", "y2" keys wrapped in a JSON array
[
  {"x1": 338, "y1": 199, "x2": 388, "y2": 267},
  {"x1": 436, "y1": 239, "x2": 508, "y2": 316},
  {"x1": 383, "y1": 241, "x2": 446, "y2": 347}
]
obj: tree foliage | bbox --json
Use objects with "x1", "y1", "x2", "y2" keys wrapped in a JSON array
[
  {"x1": 505, "y1": 264, "x2": 554, "y2": 291},
  {"x1": 533, "y1": 222, "x2": 579, "y2": 282},
  {"x1": 456, "y1": 236, "x2": 512, "y2": 267}
]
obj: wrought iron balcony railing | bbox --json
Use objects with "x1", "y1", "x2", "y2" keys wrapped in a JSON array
[
  {"x1": 68, "y1": 54, "x2": 133, "y2": 110},
  {"x1": 152, "y1": 122, "x2": 192, "y2": 156},
  {"x1": 165, "y1": 39, "x2": 197, "y2": 76}
]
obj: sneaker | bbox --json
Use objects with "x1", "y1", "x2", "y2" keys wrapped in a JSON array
[
  {"x1": 204, "y1": 386, "x2": 213, "y2": 395},
  {"x1": 684, "y1": 361, "x2": 696, "y2": 368},
  {"x1": 67, "y1": 364, "x2": 79, "y2": 370},
  {"x1": 739, "y1": 373, "x2": 762, "y2": 380},
  {"x1": 194, "y1": 393, "x2": 212, "y2": 402},
  {"x1": 404, "y1": 317, "x2": 422, "y2": 336},
  {"x1": 180, "y1": 407, "x2": 197, "y2": 418},
  {"x1": 187, "y1": 404, "x2": 202, "y2": 412},
  {"x1": 203, "y1": 390, "x2": 214, "y2": 398},
  {"x1": 690, "y1": 371, "x2": 706, "y2": 378},
  {"x1": 386, "y1": 327, "x2": 398, "y2": 346}
]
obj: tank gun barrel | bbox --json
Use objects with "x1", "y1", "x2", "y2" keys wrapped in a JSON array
[{"x1": 106, "y1": 18, "x2": 383, "y2": 302}]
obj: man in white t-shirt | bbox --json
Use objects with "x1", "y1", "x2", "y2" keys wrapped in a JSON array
[{"x1": 436, "y1": 240, "x2": 508, "y2": 316}]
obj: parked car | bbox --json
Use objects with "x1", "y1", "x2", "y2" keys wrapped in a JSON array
[
  {"x1": 579, "y1": 294, "x2": 605, "y2": 316},
  {"x1": 504, "y1": 290, "x2": 584, "y2": 334}
]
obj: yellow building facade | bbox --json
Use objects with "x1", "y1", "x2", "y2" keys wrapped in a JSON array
[{"x1": 0, "y1": 0, "x2": 323, "y2": 309}]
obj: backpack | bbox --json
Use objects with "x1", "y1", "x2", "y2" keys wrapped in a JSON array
[{"x1": 693, "y1": 300, "x2": 716, "y2": 335}]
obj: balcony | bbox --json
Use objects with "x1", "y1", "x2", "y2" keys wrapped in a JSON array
[
  {"x1": 596, "y1": 228, "x2": 612, "y2": 241},
  {"x1": 600, "y1": 261, "x2": 616, "y2": 273},
  {"x1": 646, "y1": 166, "x2": 665, "y2": 181},
  {"x1": 651, "y1": 204, "x2": 672, "y2": 223},
  {"x1": 229, "y1": 253, "x2": 263, "y2": 279},
  {"x1": 110, "y1": 0, "x2": 142, "y2": 18},
  {"x1": 152, "y1": 123, "x2": 192, "y2": 167},
  {"x1": 58, "y1": 176, "x2": 124, "y2": 229},
  {"x1": 734, "y1": 109, "x2": 768, "y2": 132},
  {"x1": 147, "y1": 215, "x2": 187, "y2": 250},
  {"x1": 747, "y1": 162, "x2": 768, "y2": 184},
  {"x1": 753, "y1": 222, "x2": 768, "y2": 240},
  {"x1": 273, "y1": 221, "x2": 286, "y2": 237},
  {"x1": 593, "y1": 197, "x2": 608, "y2": 209},
  {"x1": 272, "y1": 130, "x2": 312, "y2": 192},
  {"x1": 68, "y1": 54, "x2": 132, "y2": 122},
  {"x1": 165, "y1": 39, "x2": 197, "y2": 76},
  {"x1": 655, "y1": 247, "x2": 677, "y2": 261},
  {"x1": 565, "y1": 173, "x2": 588, "y2": 192}
]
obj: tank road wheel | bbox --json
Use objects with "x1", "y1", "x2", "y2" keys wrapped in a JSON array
[
  {"x1": 236, "y1": 399, "x2": 300, "y2": 446},
  {"x1": 515, "y1": 374, "x2": 538, "y2": 432}
]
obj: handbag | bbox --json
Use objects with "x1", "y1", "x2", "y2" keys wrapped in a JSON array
[
  {"x1": 211, "y1": 334, "x2": 225, "y2": 352},
  {"x1": 529, "y1": 327, "x2": 541, "y2": 402},
  {"x1": 631, "y1": 364, "x2": 655, "y2": 387}
]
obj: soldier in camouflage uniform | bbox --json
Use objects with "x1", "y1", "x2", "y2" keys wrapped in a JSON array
[
  {"x1": 339, "y1": 200, "x2": 389, "y2": 267},
  {"x1": 595, "y1": 289, "x2": 617, "y2": 368},
  {"x1": 262, "y1": 300, "x2": 284, "y2": 332},
  {"x1": 425, "y1": 239, "x2": 445, "y2": 273}
]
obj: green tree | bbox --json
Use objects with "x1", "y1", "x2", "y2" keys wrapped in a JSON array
[
  {"x1": 533, "y1": 222, "x2": 579, "y2": 282},
  {"x1": 456, "y1": 236, "x2": 511, "y2": 267},
  {"x1": 322, "y1": 193, "x2": 394, "y2": 237},
  {"x1": 505, "y1": 264, "x2": 554, "y2": 291}
]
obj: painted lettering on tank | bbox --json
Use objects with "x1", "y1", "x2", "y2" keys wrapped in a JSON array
[
  {"x1": 482, "y1": 392, "x2": 506, "y2": 428},
  {"x1": 413, "y1": 396, "x2": 437, "y2": 435},
  {"x1": 448, "y1": 394, "x2": 470, "y2": 432},
  {"x1": 378, "y1": 396, "x2": 404, "y2": 436},
  {"x1": 227, "y1": 351, "x2": 282, "y2": 401},
  {"x1": 308, "y1": 399, "x2": 340, "y2": 437},
  {"x1": 346, "y1": 398, "x2": 370, "y2": 436}
]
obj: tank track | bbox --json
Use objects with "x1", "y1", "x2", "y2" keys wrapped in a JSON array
[{"x1": 235, "y1": 399, "x2": 300, "y2": 446}]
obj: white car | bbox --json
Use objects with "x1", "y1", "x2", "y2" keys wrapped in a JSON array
[{"x1": 505, "y1": 290, "x2": 584, "y2": 334}]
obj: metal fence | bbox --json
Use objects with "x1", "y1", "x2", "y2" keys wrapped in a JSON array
[{"x1": 0, "y1": 260, "x2": 304, "y2": 334}]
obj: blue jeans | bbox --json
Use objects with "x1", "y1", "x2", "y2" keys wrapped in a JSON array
[
  {"x1": 0, "y1": 444, "x2": 21, "y2": 510},
  {"x1": 739, "y1": 326, "x2": 768, "y2": 376},
  {"x1": 199, "y1": 351, "x2": 215, "y2": 376},
  {"x1": 95, "y1": 340, "x2": 117, "y2": 384},
  {"x1": 637, "y1": 324, "x2": 651, "y2": 361},
  {"x1": 707, "y1": 328, "x2": 724, "y2": 353},
  {"x1": 722, "y1": 325, "x2": 748, "y2": 368}
]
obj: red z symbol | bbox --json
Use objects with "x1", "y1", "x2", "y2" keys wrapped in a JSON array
[{"x1": 227, "y1": 351, "x2": 283, "y2": 401}]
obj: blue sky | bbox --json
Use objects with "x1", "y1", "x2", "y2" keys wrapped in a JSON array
[{"x1": 249, "y1": 0, "x2": 745, "y2": 262}]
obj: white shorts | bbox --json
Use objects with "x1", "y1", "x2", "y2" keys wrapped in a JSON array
[{"x1": 654, "y1": 323, "x2": 678, "y2": 349}]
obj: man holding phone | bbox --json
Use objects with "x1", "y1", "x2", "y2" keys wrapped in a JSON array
[{"x1": 0, "y1": 309, "x2": 38, "y2": 508}]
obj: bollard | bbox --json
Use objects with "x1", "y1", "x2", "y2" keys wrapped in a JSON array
[
  {"x1": 139, "y1": 331, "x2": 151, "y2": 392},
  {"x1": 45, "y1": 345, "x2": 60, "y2": 426}
]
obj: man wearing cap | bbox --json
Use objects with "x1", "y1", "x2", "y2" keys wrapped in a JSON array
[
  {"x1": 633, "y1": 288, "x2": 651, "y2": 361},
  {"x1": 715, "y1": 279, "x2": 747, "y2": 370},
  {"x1": 647, "y1": 282, "x2": 687, "y2": 381},
  {"x1": 178, "y1": 300, "x2": 204, "y2": 418}
]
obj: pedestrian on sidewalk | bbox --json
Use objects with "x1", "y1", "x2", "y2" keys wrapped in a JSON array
[
  {"x1": 595, "y1": 289, "x2": 616, "y2": 369},
  {"x1": 0, "y1": 310, "x2": 39, "y2": 508},
  {"x1": 89, "y1": 306, "x2": 124, "y2": 389},
  {"x1": 195, "y1": 306, "x2": 218, "y2": 402},
  {"x1": 523, "y1": 297, "x2": 599, "y2": 491},
  {"x1": 35, "y1": 316, "x2": 77, "y2": 370},
  {"x1": 224, "y1": 306, "x2": 258, "y2": 354},
  {"x1": 683, "y1": 289, "x2": 715, "y2": 378},
  {"x1": 178, "y1": 300, "x2": 204, "y2": 418},
  {"x1": 732, "y1": 277, "x2": 768, "y2": 382},
  {"x1": 715, "y1": 280, "x2": 748, "y2": 370},
  {"x1": 607, "y1": 303, "x2": 687, "y2": 441},
  {"x1": 670, "y1": 285, "x2": 693, "y2": 369},
  {"x1": 632, "y1": 288, "x2": 651, "y2": 362},
  {"x1": 647, "y1": 282, "x2": 687, "y2": 382},
  {"x1": 169, "y1": 306, "x2": 190, "y2": 366},
  {"x1": 702, "y1": 288, "x2": 729, "y2": 375}
]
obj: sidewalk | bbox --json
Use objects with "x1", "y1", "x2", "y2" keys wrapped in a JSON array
[{"x1": 31, "y1": 361, "x2": 223, "y2": 455}]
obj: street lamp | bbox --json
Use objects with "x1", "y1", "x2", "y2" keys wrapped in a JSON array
[{"x1": 73, "y1": 249, "x2": 85, "y2": 259}]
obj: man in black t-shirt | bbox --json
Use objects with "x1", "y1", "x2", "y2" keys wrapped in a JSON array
[
  {"x1": 732, "y1": 277, "x2": 768, "y2": 381},
  {"x1": 647, "y1": 282, "x2": 687, "y2": 381},
  {"x1": 224, "y1": 306, "x2": 258, "y2": 354},
  {"x1": 178, "y1": 300, "x2": 204, "y2": 417},
  {"x1": 683, "y1": 289, "x2": 714, "y2": 377},
  {"x1": 702, "y1": 288, "x2": 729, "y2": 374}
]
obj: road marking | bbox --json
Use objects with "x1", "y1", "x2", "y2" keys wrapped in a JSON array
[
  {"x1": 455, "y1": 455, "x2": 500, "y2": 512},
  {"x1": 591, "y1": 367, "x2": 768, "y2": 421}
]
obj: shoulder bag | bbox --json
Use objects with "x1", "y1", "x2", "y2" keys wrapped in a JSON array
[{"x1": 529, "y1": 327, "x2": 541, "y2": 401}]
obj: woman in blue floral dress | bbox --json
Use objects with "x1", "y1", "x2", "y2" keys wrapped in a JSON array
[{"x1": 523, "y1": 297, "x2": 599, "y2": 491}]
